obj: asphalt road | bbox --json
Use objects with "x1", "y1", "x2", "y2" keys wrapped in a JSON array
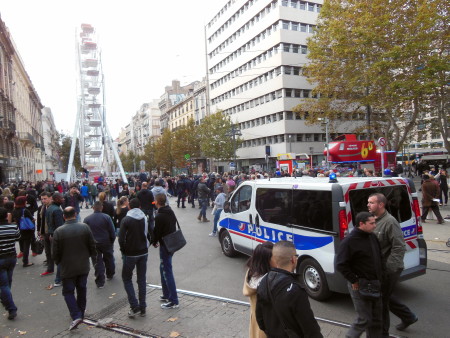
[{"x1": 3, "y1": 195, "x2": 450, "y2": 337}]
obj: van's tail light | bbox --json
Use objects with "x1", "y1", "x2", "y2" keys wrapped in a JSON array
[
  {"x1": 412, "y1": 199, "x2": 423, "y2": 235},
  {"x1": 339, "y1": 209, "x2": 349, "y2": 239}
]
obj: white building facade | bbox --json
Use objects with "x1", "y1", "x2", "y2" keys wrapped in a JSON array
[
  {"x1": 206, "y1": 0, "x2": 361, "y2": 171},
  {"x1": 41, "y1": 107, "x2": 61, "y2": 179}
]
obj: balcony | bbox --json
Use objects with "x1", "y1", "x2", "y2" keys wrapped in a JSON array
[{"x1": 18, "y1": 132, "x2": 35, "y2": 143}]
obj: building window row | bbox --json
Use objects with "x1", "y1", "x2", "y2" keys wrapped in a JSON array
[
  {"x1": 211, "y1": 66, "x2": 303, "y2": 105},
  {"x1": 209, "y1": 19, "x2": 313, "y2": 75},
  {"x1": 281, "y1": 0, "x2": 321, "y2": 12},
  {"x1": 207, "y1": 0, "x2": 240, "y2": 30},
  {"x1": 238, "y1": 110, "x2": 314, "y2": 131},
  {"x1": 221, "y1": 88, "x2": 314, "y2": 117},
  {"x1": 209, "y1": 1, "x2": 278, "y2": 57},
  {"x1": 210, "y1": 42, "x2": 307, "y2": 90},
  {"x1": 239, "y1": 133, "x2": 327, "y2": 148},
  {"x1": 208, "y1": 0, "x2": 265, "y2": 41}
]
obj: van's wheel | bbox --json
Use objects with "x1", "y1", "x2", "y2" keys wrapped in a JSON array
[
  {"x1": 220, "y1": 230, "x2": 237, "y2": 257},
  {"x1": 298, "y1": 258, "x2": 331, "y2": 301}
]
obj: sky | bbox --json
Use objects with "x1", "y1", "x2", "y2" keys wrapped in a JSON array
[{"x1": 0, "y1": 0, "x2": 224, "y2": 137}]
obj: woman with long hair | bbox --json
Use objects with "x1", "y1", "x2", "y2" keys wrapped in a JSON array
[
  {"x1": 113, "y1": 196, "x2": 129, "y2": 233},
  {"x1": 243, "y1": 241, "x2": 274, "y2": 338},
  {"x1": 12, "y1": 196, "x2": 35, "y2": 267}
]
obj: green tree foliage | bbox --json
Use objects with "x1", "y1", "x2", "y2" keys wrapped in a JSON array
[
  {"x1": 294, "y1": 0, "x2": 449, "y2": 152},
  {"x1": 197, "y1": 111, "x2": 240, "y2": 161},
  {"x1": 119, "y1": 151, "x2": 139, "y2": 172},
  {"x1": 154, "y1": 129, "x2": 175, "y2": 173},
  {"x1": 58, "y1": 132, "x2": 81, "y2": 172},
  {"x1": 141, "y1": 141, "x2": 157, "y2": 172},
  {"x1": 172, "y1": 118, "x2": 201, "y2": 168}
]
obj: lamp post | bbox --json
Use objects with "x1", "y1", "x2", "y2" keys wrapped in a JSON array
[
  {"x1": 288, "y1": 134, "x2": 292, "y2": 153},
  {"x1": 309, "y1": 146, "x2": 314, "y2": 169},
  {"x1": 319, "y1": 117, "x2": 330, "y2": 169}
]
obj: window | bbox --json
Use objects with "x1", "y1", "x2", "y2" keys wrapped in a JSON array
[
  {"x1": 291, "y1": 190, "x2": 333, "y2": 231},
  {"x1": 349, "y1": 186, "x2": 412, "y2": 223},
  {"x1": 256, "y1": 188, "x2": 291, "y2": 225}
]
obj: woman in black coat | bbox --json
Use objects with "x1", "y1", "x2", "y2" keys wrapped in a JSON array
[{"x1": 12, "y1": 196, "x2": 35, "y2": 267}]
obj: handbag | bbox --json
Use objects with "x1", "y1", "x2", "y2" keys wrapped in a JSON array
[
  {"x1": 32, "y1": 237, "x2": 45, "y2": 255},
  {"x1": 358, "y1": 278, "x2": 381, "y2": 299},
  {"x1": 19, "y1": 209, "x2": 35, "y2": 231},
  {"x1": 162, "y1": 220, "x2": 186, "y2": 254}
]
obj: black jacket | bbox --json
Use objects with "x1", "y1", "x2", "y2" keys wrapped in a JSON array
[
  {"x1": 256, "y1": 268, "x2": 322, "y2": 338},
  {"x1": 101, "y1": 201, "x2": 115, "y2": 220},
  {"x1": 52, "y1": 219, "x2": 96, "y2": 279},
  {"x1": 113, "y1": 207, "x2": 128, "y2": 229},
  {"x1": 152, "y1": 205, "x2": 177, "y2": 246},
  {"x1": 83, "y1": 211, "x2": 115, "y2": 245},
  {"x1": 335, "y1": 228, "x2": 383, "y2": 284},
  {"x1": 118, "y1": 208, "x2": 151, "y2": 256},
  {"x1": 137, "y1": 188, "x2": 155, "y2": 211}
]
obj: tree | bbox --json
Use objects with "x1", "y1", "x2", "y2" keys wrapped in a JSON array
[
  {"x1": 197, "y1": 111, "x2": 240, "y2": 161},
  {"x1": 154, "y1": 129, "x2": 175, "y2": 173},
  {"x1": 172, "y1": 118, "x2": 201, "y2": 168},
  {"x1": 58, "y1": 132, "x2": 81, "y2": 173},
  {"x1": 141, "y1": 140, "x2": 157, "y2": 173},
  {"x1": 294, "y1": 0, "x2": 449, "y2": 153},
  {"x1": 119, "y1": 151, "x2": 139, "y2": 172}
]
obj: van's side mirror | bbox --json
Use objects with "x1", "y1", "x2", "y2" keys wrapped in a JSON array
[{"x1": 223, "y1": 201, "x2": 231, "y2": 213}]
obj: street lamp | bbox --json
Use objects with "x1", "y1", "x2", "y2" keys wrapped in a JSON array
[
  {"x1": 288, "y1": 135, "x2": 292, "y2": 153},
  {"x1": 319, "y1": 117, "x2": 330, "y2": 169}
]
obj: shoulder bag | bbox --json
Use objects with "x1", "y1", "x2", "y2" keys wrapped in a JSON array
[
  {"x1": 162, "y1": 220, "x2": 186, "y2": 254},
  {"x1": 19, "y1": 209, "x2": 35, "y2": 231}
]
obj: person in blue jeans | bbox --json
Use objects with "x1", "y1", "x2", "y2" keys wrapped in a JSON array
[
  {"x1": 52, "y1": 207, "x2": 97, "y2": 331},
  {"x1": 209, "y1": 186, "x2": 226, "y2": 237},
  {"x1": 196, "y1": 177, "x2": 210, "y2": 223},
  {"x1": 118, "y1": 198, "x2": 152, "y2": 317},
  {"x1": 153, "y1": 194, "x2": 179, "y2": 309},
  {"x1": 0, "y1": 207, "x2": 21, "y2": 320}
]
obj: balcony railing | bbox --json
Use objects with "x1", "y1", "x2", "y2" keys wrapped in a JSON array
[{"x1": 18, "y1": 132, "x2": 35, "y2": 143}]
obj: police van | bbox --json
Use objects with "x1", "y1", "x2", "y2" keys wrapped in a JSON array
[{"x1": 217, "y1": 176, "x2": 427, "y2": 300}]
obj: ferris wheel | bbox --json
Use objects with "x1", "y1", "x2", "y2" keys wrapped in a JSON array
[{"x1": 66, "y1": 23, "x2": 127, "y2": 183}]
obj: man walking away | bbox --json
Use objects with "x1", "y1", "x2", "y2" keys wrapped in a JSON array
[
  {"x1": 52, "y1": 207, "x2": 97, "y2": 331},
  {"x1": 197, "y1": 177, "x2": 210, "y2": 222},
  {"x1": 152, "y1": 194, "x2": 179, "y2": 309},
  {"x1": 0, "y1": 207, "x2": 21, "y2": 320},
  {"x1": 368, "y1": 193, "x2": 418, "y2": 335},
  {"x1": 256, "y1": 241, "x2": 322, "y2": 338},
  {"x1": 137, "y1": 182, "x2": 155, "y2": 231},
  {"x1": 119, "y1": 198, "x2": 151, "y2": 318},
  {"x1": 83, "y1": 201, "x2": 116, "y2": 288},
  {"x1": 421, "y1": 175, "x2": 445, "y2": 224},
  {"x1": 336, "y1": 212, "x2": 383, "y2": 337}
]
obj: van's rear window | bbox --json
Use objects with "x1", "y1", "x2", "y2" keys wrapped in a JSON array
[{"x1": 349, "y1": 185, "x2": 412, "y2": 223}]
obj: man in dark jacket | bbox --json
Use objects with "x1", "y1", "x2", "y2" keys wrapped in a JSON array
[
  {"x1": 335, "y1": 212, "x2": 383, "y2": 337},
  {"x1": 42, "y1": 193, "x2": 65, "y2": 287},
  {"x1": 119, "y1": 198, "x2": 151, "y2": 318},
  {"x1": 197, "y1": 177, "x2": 210, "y2": 222},
  {"x1": 152, "y1": 194, "x2": 179, "y2": 309},
  {"x1": 176, "y1": 175, "x2": 188, "y2": 208},
  {"x1": 83, "y1": 201, "x2": 116, "y2": 288},
  {"x1": 256, "y1": 241, "x2": 322, "y2": 338},
  {"x1": 137, "y1": 182, "x2": 155, "y2": 230},
  {"x1": 52, "y1": 207, "x2": 96, "y2": 331},
  {"x1": 63, "y1": 185, "x2": 83, "y2": 221},
  {"x1": 36, "y1": 192, "x2": 52, "y2": 267}
]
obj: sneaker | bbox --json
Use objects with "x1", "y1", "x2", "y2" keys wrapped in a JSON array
[
  {"x1": 97, "y1": 285, "x2": 104, "y2": 289},
  {"x1": 209, "y1": 232, "x2": 217, "y2": 237},
  {"x1": 159, "y1": 295, "x2": 169, "y2": 302},
  {"x1": 161, "y1": 302, "x2": 179, "y2": 309},
  {"x1": 396, "y1": 316, "x2": 418, "y2": 331},
  {"x1": 140, "y1": 308, "x2": 146, "y2": 317},
  {"x1": 17, "y1": 252, "x2": 23, "y2": 259},
  {"x1": 128, "y1": 307, "x2": 140, "y2": 318},
  {"x1": 53, "y1": 282, "x2": 62, "y2": 287},
  {"x1": 69, "y1": 318, "x2": 83, "y2": 331},
  {"x1": 41, "y1": 271, "x2": 54, "y2": 277},
  {"x1": 7, "y1": 311, "x2": 17, "y2": 320},
  {"x1": 197, "y1": 215, "x2": 201, "y2": 221}
]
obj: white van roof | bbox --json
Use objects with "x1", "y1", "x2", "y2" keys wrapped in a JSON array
[{"x1": 241, "y1": 177, "x2": 410, "y2": 191}]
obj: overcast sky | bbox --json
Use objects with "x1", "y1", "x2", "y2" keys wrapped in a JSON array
[{"x1": 0, "y1": 0, "x2": 223, "y2": 136}]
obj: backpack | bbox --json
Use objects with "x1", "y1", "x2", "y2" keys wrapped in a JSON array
[{"x1": 19, "y1": 209, "x2": 35, "y2": 231}]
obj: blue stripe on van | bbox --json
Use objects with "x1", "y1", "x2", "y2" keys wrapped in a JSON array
[{"x1": 221, "y1": 218, "x2": 333, "y2": 251}]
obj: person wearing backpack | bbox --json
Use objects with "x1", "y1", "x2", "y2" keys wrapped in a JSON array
[{"x1": 11, "y1": 196, "x2": 35, "y2": 267}]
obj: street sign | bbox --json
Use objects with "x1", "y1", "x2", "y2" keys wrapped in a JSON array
[
  {"x1": 378, "y1": 137, "x2": 386, "y2": 147},
  {"x1": 229, "y1": 162, "x2": 236, "y2": 171},
  {"x1": 184, "y1": 154, "x2": 191, "y2": 160}
]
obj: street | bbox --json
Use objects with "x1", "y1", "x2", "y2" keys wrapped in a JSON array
[{"x1": 2, "y1": 195, "x2": 450, "y2": 337}]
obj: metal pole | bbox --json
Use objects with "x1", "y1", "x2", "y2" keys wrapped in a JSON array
[
  {"x1": 66, "y1": 101, "x2": 81, "y2": 183},
  {"x1": 325, "y1": 117, "x2": 330, "y2": 169}
]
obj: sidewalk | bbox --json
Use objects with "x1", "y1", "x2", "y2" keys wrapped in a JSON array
[{"x1": 53, "y1": 286, "x2": 349, "y2": 338}]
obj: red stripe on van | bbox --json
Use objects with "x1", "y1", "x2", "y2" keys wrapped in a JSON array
[
  {"x1": 386, "y1": 179, "x2": 396, "y2": 186},
  {"x1": 229, "y1": 229, "x2": 265, "y2": 243},
  {"x1": 406, "y1": 240, "x2": 417, "y2": 249},
  {"x1": 363, "y1": 181, "x2": 372, "y2": 188}
]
